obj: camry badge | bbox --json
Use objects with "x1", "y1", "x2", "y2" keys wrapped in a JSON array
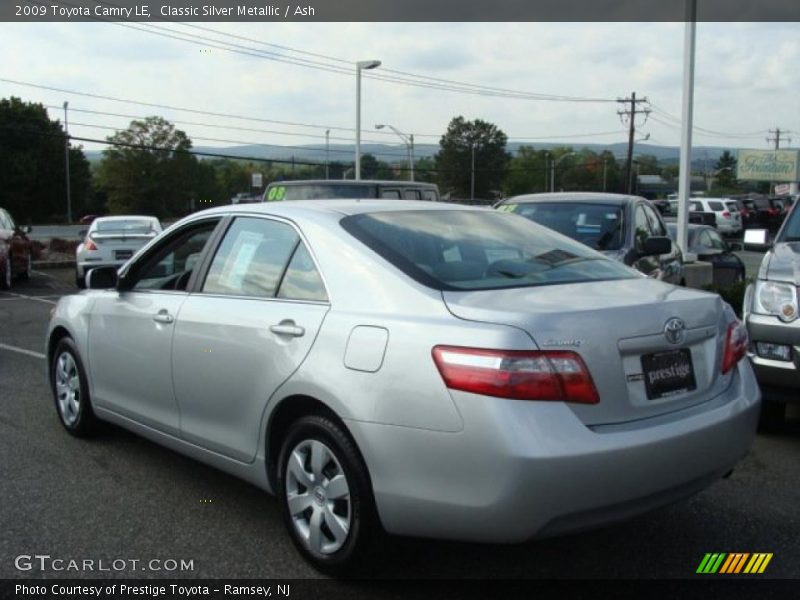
[{"x1": 664, "y1": 317, "x2": 686, "y2": 345}]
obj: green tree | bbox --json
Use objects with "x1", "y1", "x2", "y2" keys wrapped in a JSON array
[
  {"x1": 0, "y1": 96, "x2": 92, "y2": 222},
  {"x1": 713, "y1": 150, "x2": 738, "y2": 191},
  {"x1": 503, "y1": 146, "x2": 549, "y2": 196},
  {"x1": 435, "y1": 117, "x2": 510, "y2": 199},
  {"x1": 96, "y1": 116, "x2": 197, "y2": 218}
]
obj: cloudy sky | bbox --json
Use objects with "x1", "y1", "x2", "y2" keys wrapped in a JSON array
[{"x1": 1, "y1": 21, "x2": 798, "y2": 160}]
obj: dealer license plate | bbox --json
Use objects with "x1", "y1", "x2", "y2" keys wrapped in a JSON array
[{"x1": 641, "y1": 349, "x2": 696, "y2": 400}]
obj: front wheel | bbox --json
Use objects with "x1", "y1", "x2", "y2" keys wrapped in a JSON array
[
  {"x1": 51, "y1": 337, "x2": 98, "y2": 436},
  {"x1": 277, "y1": 415, "x2": 380, "y2": 575}
]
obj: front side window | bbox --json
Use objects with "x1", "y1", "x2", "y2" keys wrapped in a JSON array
[
  {"x1": 131, "y1": 221, "x2": 218, "y2": 291},
  {"x1": 342, "y1": 210, "x2": 636, "y2": 291},
  {"x1": 777, "y1": 203, "x2": 800, "y2": 242}
]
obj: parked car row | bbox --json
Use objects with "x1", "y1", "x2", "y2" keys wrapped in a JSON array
[{"x1": 50, "y1": 193, "x2": 760, "y2": 574}]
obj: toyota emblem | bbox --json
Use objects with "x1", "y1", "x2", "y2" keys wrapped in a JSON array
[{"x1": 664, "y1": 317, "x2": 686, "y2": 345}]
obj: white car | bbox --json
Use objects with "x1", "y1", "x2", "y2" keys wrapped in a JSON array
[
  {"x1": 75, "y1": 216, "x2": 161, "y2": 288},
  {"x1": 689, "y1": 198, "x2": 743, "y2": 235}
]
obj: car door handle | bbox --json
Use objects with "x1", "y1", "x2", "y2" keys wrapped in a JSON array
[
  {"x1": 153, "y1": 310, "x2": 174, "y2": 324},
  {"x1": 269, "y1": 321, "x2": 305, "y2": 337}
]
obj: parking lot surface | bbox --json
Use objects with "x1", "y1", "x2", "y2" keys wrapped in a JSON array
[{"x1": 1, "y1": 269, "x2": 798, "y2": 580}]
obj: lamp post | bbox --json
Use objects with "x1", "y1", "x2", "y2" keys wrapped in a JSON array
[
  {"x1": 551, "y1": 152, "x2": 575, "y2": 192},
  {"x1": 375, "y1": 124, "x2": 414, "y2": 181},
  {"x1": 355, "y1": 59, "x2": 381, "y2": 180},
  {"x1": 325, "y1": 129, "x2": 330, "y2": 179},
  {"x1": 470, "y1": 142, "x2": 478, "y2": 201},
  {"x1": 63, "y1": 101, "x2": 72, "y2": 223}
]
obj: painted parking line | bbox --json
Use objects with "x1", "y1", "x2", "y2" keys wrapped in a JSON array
[
  {"x1": 0, "y1": 342, "x2": 46, "y2": 360},
  {"x1": 0, "y1": 292, "x2": 57, "y2": 305}
]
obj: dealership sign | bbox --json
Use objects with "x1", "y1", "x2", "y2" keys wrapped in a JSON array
[{"x1": 737, "y1": 149, "x2": 800, "y2": 182}]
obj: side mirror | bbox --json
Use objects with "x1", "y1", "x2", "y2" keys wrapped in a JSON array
[
  {"x1": 641, "y1": 236, "x2": 672, "y2": 257},
  {"x1": 743, "y1": 229, "x2": 771, "y2": 251},
  {"x1": 86, "y1": 266, "x2": 118, "y2": 289}
]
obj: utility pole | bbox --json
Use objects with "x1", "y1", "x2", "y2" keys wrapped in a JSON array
[
  {"x1": 603, "y1": 158, "x2": 608, "y2": 192},
  {"x1": 63, "y1": 101, "x2": 72, "y2": 223},
  {"x1": 617, "y1": 91, "x2": 650, "y2": 194},
  {"x1": 766, "y1": 128, "x2": 790, "y2": 150},
  {"x1": 767, "y1": 128, "x2": 792, "y2": 195},
  {"x1": 470, "y1": 143, "x2": 476, "y2": 201}
]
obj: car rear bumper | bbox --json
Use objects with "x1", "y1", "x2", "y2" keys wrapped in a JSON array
[
  {"x1": 745, "y1": 313, "x2": 800, "y2": 402},
  {"x1": 348, "y1": 359, "x2": 760, "y2": 543}
]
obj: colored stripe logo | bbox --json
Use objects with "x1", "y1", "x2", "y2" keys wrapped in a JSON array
[{"x1": 696, "y1": 553, "x2": 773, "y2": 574}]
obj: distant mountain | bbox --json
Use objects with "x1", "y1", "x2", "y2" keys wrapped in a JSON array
[{"x1": 83, "y1": 142, "x2": 742, "y2": 169}]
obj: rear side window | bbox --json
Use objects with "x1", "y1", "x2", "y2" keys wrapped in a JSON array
[
  {"x1": 271, "y1": 184, "x2": 379, "y2": 200},
  {"x1": 277, "y1": 243, "x2": 328, "y2": 302},
  {"x1": 708, "y1": 201, "x2": 725, "y2": 211},
  {"x1": 380, "y1": 189, "x2": 402, "y2": 199},
  {"x1": 342, "y1": 210, "x2": 636, "y2": 291},
  {"x1": 203, "y1": 217, "x2": 299, "y2": 298}
]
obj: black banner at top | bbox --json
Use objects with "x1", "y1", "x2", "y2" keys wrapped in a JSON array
[{"x1": 4, "y1": 0, "x2": 800, "y2": 22}]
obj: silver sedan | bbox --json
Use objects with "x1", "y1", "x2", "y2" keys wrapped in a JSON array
[
  {"x1": 75, "y1": 215, "x2": 161, "y2": 288},
  {"x1": 47, "y1": 200, "x2": 760, "y2": 574}
]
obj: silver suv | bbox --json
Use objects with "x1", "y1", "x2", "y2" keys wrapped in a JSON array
[
  {"x1": 743, "y1": 199, "x2": 800, "y2": 426},
  {"x1": 690, "y1": 198, "x2": 743, "y2": 235}
]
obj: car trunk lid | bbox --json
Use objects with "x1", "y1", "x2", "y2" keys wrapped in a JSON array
[{"x1": 442, "y1": 278, "x2": 730, "y2": 425}]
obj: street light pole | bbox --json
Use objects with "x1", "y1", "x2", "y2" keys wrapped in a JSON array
[
  {"x1": 63, "y1": 101, "x2": 72, "y2": 223},
  {"x1": 375, "y1": 124, "x2": 414, "y2": 181},
  {"x1": 470, "y1": 142, "x2": 476, "y2": 201},
  {"x1": 325, "y1": 129, "x2": 330, "y2": 180},
  {"x1": 355, "y1": 59, "x2": 381, "y2": 180},
  {"x1": 552, "y1": 152, "x2": 575, "y2": 193}
]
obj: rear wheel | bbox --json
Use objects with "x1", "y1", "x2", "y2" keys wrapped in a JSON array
[
  {"x1": 75, "y1": 270, "x2": 86, "y2": 289},
  {"x1": 277, "y1": 414, "x2": 380, "y2": 575},
  {"x1": 18, "y1": 252, "x2": 31, "y2": 281},
  {"x1": 51, "y1": 337, "x2": 98, "y2": 436}
]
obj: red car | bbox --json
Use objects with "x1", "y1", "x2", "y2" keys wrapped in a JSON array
[{"x1": 0, "y1": 207, "x2": 33, "y2": 290}]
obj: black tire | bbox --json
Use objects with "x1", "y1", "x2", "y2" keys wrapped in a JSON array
[
  {"x1": 50, "y1": 337, "x2": 98, "y2": 437},
  {"x1": 1, "y1": 254, "x2": 11, "y2": 290},
  {"x1": 75, "y1": 272, "x2": 86, "y2": 289},
  {"x1": 18, "y1": 252, "x2": 31, "y2": 281},
  {"x1": 758, "y1": 400, "x2": 785, "y2": 432},
  {"x1": 276, "y1": 414, "x2": 381, "y2": 575}
]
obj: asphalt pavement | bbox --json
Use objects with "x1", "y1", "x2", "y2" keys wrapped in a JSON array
[{"x1": 1, "y1": 270, "x2": 798, "y2": 581}]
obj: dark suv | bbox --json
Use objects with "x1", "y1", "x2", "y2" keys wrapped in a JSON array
[{"x1": 496, "y1": 193, "x2": 684, "y2": 285}]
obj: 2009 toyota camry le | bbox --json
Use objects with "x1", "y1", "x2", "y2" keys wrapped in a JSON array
[{"x1": 46, "y1": 200, "x2": 760, "y2": 573}]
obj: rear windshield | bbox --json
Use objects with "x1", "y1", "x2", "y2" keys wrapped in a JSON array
[
  {"x1": 341, "y1": 210, "x2": 637, "y2": 291},
  {"x1": 267, "y1": 184, "x2": 379, "y2": 201},
  {"x1": 508, "y1": 202, "x2": 625, "y2": 251},
  {"x1": 94, "y1": 219, "x2": 156, "y2": 233}
]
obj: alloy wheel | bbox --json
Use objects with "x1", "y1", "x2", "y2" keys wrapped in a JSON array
[
  {"x1": 55, "y1": 351, "x2": 81, "y2": 426},
  {"x1": 285, "y1": 439, "x2": 351, "y2": 555}
]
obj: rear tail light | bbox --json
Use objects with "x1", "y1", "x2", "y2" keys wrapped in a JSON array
[
  {"x1": 432, "y1": 346, "x2": 599, "y2": 404},
  {"x1": 721, "y1": 320, "x2": 748, "y2": 374},
  {"x1": 83, "y1": 238, "x2": 97, "y2": 251},
  {"x1": 722, "y1": 211, "x2": 731, "y2": 218}
]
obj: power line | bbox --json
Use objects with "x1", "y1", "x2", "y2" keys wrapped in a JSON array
[{"x1": 85, "y1": 0, "x2": 617, "y2": 104}]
